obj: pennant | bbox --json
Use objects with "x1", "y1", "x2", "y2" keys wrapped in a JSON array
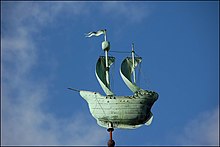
[{"x1": 85, "y1": 29, "x2": 106, "y2": 38}]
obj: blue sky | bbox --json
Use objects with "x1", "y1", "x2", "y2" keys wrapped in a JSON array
[{"x1": 1, "y1": 1, "x2": 219, "y2": 146}]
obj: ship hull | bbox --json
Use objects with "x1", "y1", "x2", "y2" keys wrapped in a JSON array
[{"x1": 80, "y1": 89, "x2": 158, "y2": 129}]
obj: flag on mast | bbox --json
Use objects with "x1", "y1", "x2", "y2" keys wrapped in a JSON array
[{"x1": 85, "y1": 29, "x2": 106, "y2": 38}]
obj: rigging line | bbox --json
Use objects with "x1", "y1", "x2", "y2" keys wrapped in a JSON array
[
  {"x1": 139, "y1": 66, "x2": 151, "y2": 89},
  {"x1": 92, "y1": 98, "x2": 98, "y2": 114},
  {"x1": 109, "y1": 50, "x2": 141, "y2": 57},
  {"x1": 109, "y1": 51, "x2": 131, "y2": 54},
  {"x1": 134, "y1": 52, "x2": 141, "y2": 57},
  {"x1": 108, "y1": 52, "x2": 114, "y2": 58},
  {"x1": 107, "y1": 52, "x2": 115, "y2": 92},
  {"x1": 110, "y1": 62, "x2": 115, "y2": 92},
  {"x1": 95, "y1": 96, "x2": 107, "y2": 118},
  {"x1": 137, "y1": 63, "x2": 141, "y2": 87}
]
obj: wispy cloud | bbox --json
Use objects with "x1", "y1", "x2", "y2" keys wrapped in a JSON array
[
  {"x1": 2, "y1": 2, "x2": 106, "y2": 145},
  {"x1": 101, "y1": 2, "x2": 151, "y2": 24},
  {"x1": 175, "y1": 107, "x2": 219, "y2": 145},
  {"x1": 2, "y1": 2, "x2": 154, "y2": 145}
]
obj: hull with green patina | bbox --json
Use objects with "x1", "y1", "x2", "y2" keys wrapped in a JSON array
[{"x1": 80, "y1": 89, "x2": 158, "y2": 129}]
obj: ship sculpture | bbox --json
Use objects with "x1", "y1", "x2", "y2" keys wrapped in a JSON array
[{"x1": 69, "y1": 29, "x2": 158, "y2": 146}]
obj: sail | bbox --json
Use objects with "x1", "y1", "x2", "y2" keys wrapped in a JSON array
[
  {"x1": 96, "y1": 56, "x2": 115, "y2": 95},
  {"x1": 120, "y1": 57, "x2": 142, "y2": 93}
]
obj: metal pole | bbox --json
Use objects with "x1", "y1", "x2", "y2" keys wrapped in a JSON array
[
  {"x1": 104, "y1": 31, "x2": 107, "y2": 41},
  {"x1": 107, "y1": 128, "x2": 115, "y2": 147},
  {"x1": 109, "y1": 130, "x2": 113, "y2": 140},
  {"x1": 105, "y1": 50, "x2": 110, "y2": 87},
  {"x1": 104, "y1": 30, "x2": 110, "y2": 88},
  {"x1": 132, "y1": 43, "x2": 136, "y2": 84}
]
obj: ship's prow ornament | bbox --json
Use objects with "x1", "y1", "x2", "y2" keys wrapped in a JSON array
[{"x1": 69, "y1": 29, "x2": 158, "y2": 146}]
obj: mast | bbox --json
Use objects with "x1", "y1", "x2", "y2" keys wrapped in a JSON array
[
  {"x1": 120, "y1": 43, "x2": 142, "y2": 93},
  {"x1": 85, "y1": 29, "x2": 114, "y2": 95},
  {"x1": 102, "y1": 30, "x2": 111, "y2": 89},
  {"x1": 131, "y1": 43, "x2": 136, "y2": 84}
]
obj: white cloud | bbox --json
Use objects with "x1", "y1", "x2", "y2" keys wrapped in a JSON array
[
  {"x1": 176, "y1": 107, "x2": 219, "y2": 145},
  {"x1": 101, "y1": 2, "x2": 151, "y2": 23},
  {"x1": 2, "y1": 2, "x2": 106, "y2": 145}
]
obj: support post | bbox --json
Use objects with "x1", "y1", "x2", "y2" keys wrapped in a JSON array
[{"x1": 107, "y1": 123, "x2": 115, "y2": 147}]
